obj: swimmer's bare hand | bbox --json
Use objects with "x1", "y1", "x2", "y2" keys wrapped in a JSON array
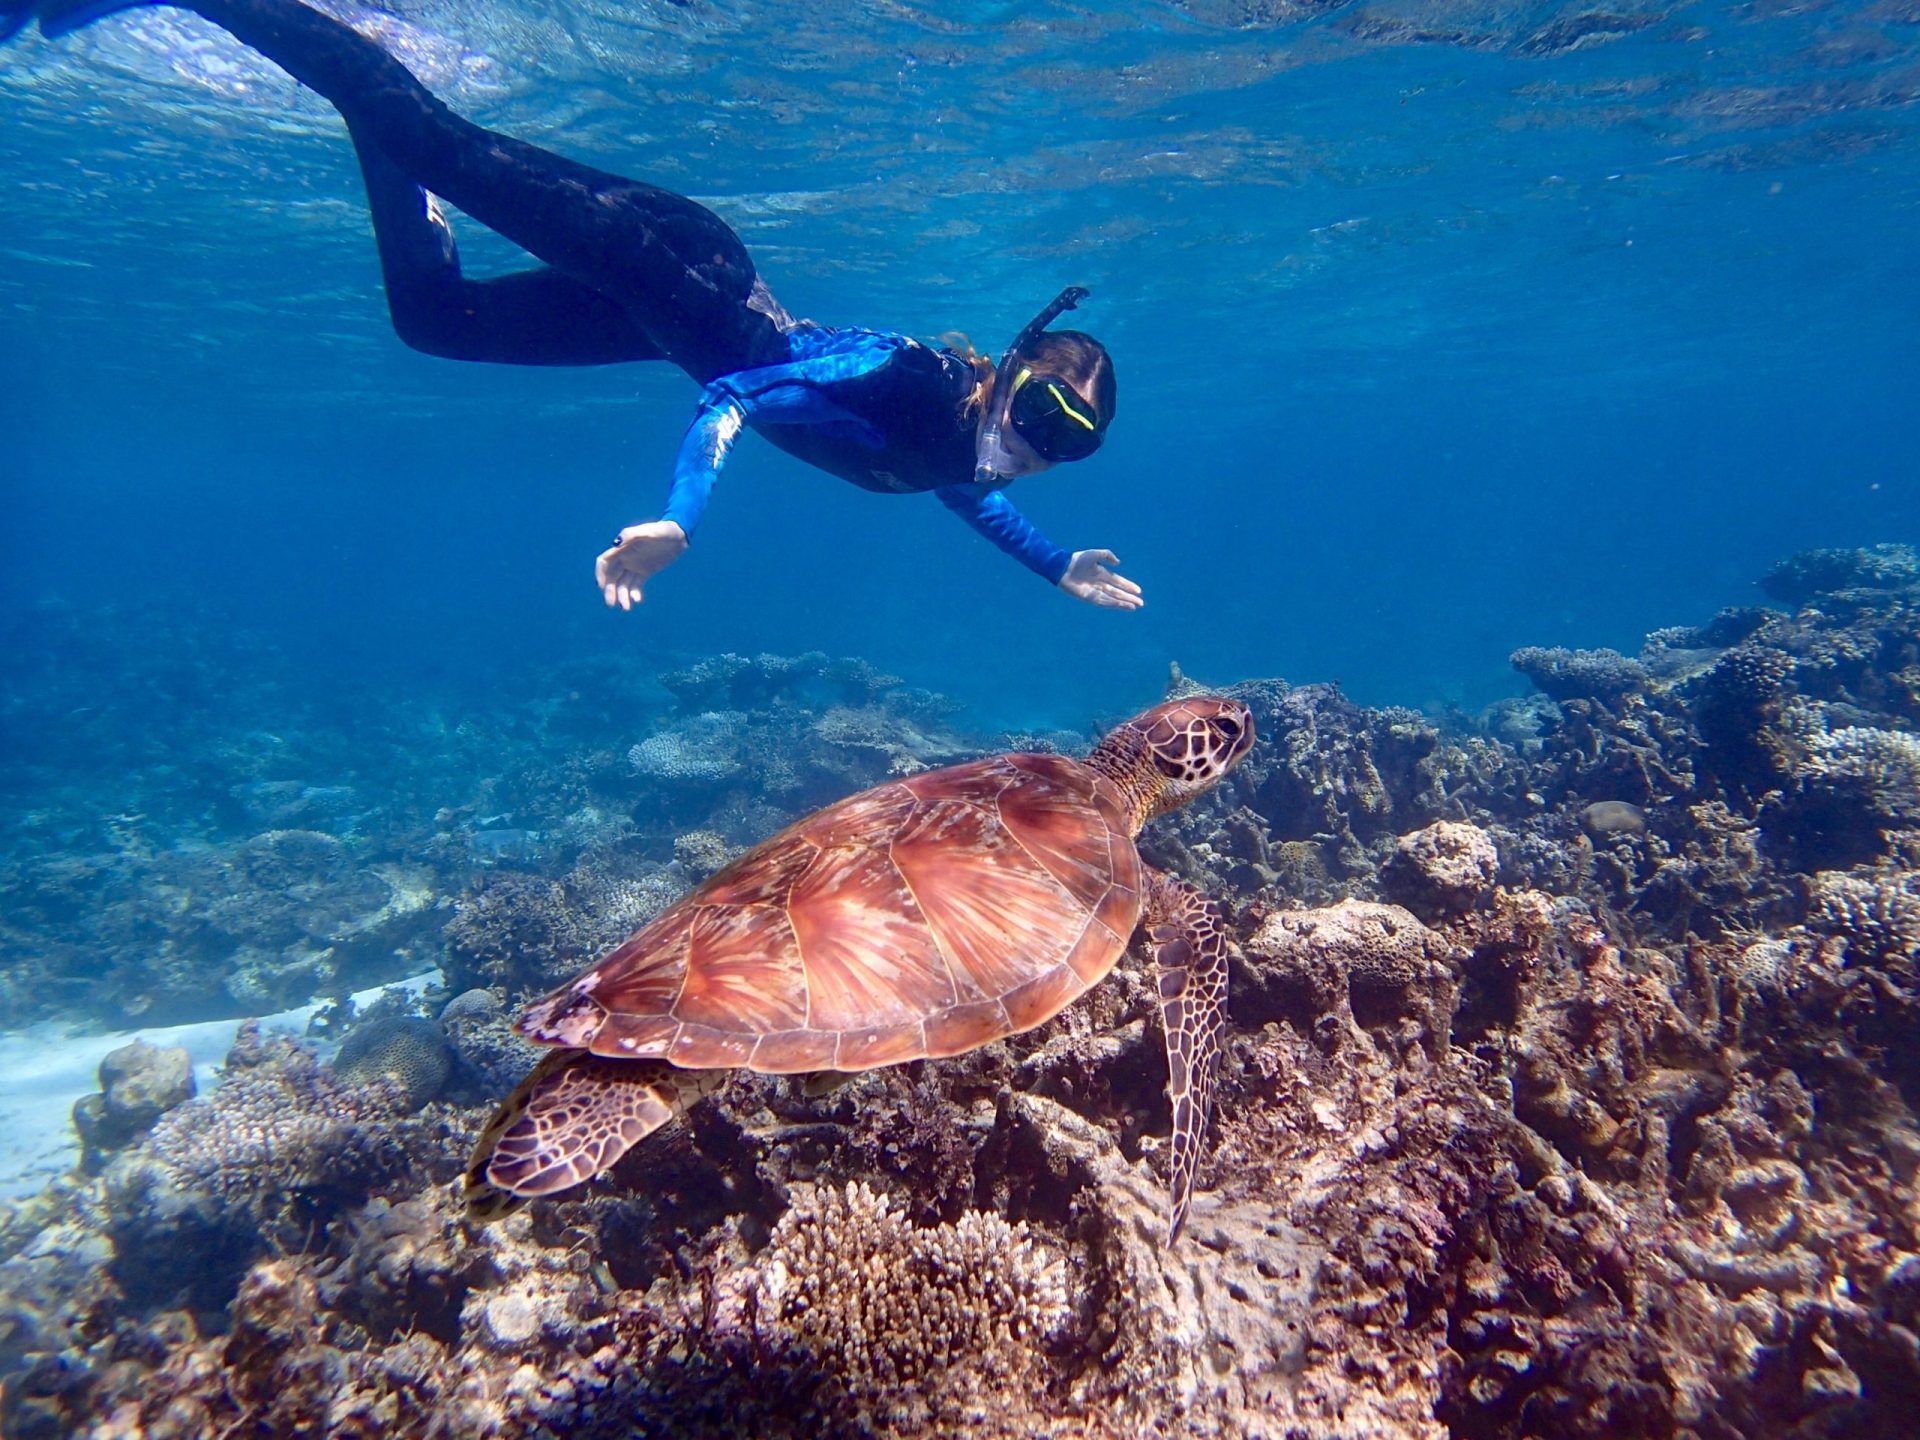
[
  {"x1": 596, "y1": 521, "x2": 688, "y2": 611},
  {"x1": 1059, "y1": 549, "x2": 1144, "y2": 611}
]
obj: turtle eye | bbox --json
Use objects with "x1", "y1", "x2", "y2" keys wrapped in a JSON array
[{"x1": 1215, "y1": 717, "x2": 1242, "y2": 742}]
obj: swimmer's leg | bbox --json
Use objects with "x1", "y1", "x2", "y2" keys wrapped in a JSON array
[
  {"x1": 351, "y1": 128, "x2": 664, "y2": 367},
  {"x1": 15, "y1": 0, "x2": 789, "y2": 381}
]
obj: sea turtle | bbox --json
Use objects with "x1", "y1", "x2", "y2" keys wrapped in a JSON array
[{"x1": 466, "y1": 695, "x2": 1255, "y2": 1239}]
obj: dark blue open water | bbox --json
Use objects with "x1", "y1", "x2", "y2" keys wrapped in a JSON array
[{"x1": 4, "y1": 0, "x2": 1914, "y2": 727}]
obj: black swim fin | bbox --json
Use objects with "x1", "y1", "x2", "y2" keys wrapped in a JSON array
[{"x1": 1, "y1": 0, "x2": 151, "y2": 42}]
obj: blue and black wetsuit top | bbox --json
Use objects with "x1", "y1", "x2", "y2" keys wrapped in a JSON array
[
  {"x1": 0, "y1": 0, "x2": 1074, "y2": 585},
  {"x1": 664, "y1": 327, "x2": 1072, "y2": 585}
]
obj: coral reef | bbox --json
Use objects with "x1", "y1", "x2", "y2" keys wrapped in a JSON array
[
  {"x1": 438, "y1": 987, "x2": 543, "y2": 1096},
  {"x1": 1761, "y1": 542, "x2": 1920, "y2": 608},
  {"x1": 446, "y1": 650, "x2": 986, "y2": 1002},
  {"x1": 1235, "y1": 897, "x2": 1457, "y2": 1038},
  {"x1": 8, "y1": 549, "x2": 1920, "y2": 1437},
  {"x1": 1800, "y1": 715, "x2": 1920, "y2": 826},
  {"x1": 441, "y1": 853, "x2": 690, "y2": 1000},
  {"x1": 95, "y1": 1024, "x2": 453, "y2": 1315},
  {"x1": 629, "y1": 710, "x2": 752, "y2": 788},
  {"x1": 0, "y1": 827, "x2": 443, "y2": 1025},
  {"x1": 134, "y1": 1030, "x2": 404, "y2": 1209},
  {"x1": 0, "y1": 610, "x2": 980, "y2": 1029},
  {"x1": 623, "y1": 668, "x2": 973, "y2": 836},
  {"x1": 671, "y1": 828, "x2": 741, "y2": 880},
  {"x1": 1141, "y1": 675, "x2": 1510, "y2": 894}
]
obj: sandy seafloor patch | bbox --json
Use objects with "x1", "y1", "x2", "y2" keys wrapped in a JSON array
[{"x1": 0, "y1": 970, "x2": 441, "y2": 1200}]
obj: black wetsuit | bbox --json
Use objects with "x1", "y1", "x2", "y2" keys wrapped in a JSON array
[{"x1": 4, "y1": 0, "x2": 1078, "y2": 579}]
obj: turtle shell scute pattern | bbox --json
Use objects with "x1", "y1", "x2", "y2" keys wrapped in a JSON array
[{"x1": 516, "y1": 754, "x2": 1141, "y2": 1072}]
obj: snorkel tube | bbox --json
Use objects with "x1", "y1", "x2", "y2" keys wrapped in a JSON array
[{"x1": 973, "y1": 285, "x2": 1089, "y2": 487}]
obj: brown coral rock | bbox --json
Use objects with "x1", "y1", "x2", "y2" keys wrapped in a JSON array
[
  {"x1": 1003, "y1": 1092, "x2": 1322, "y2": 1432},
  {"x1": 1383, "y1": 819, "x2": 1501, "y2": 918},
  {"x1": 73, "y1": 1039, "x2": 196, "y2": 1169},
  {"x1": 333, "y1": 1017, "x2": 453, "y2": 1112},
  {"x1": 1236, "y1": 898, "x2": 1458, "y2": 1039}
]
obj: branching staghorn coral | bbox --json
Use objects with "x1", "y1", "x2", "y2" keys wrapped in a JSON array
[
  {"x1": 1807, "y1": 870, "x2": 1920, "y2": 967},
  {"x1": 1805, "y1": 723, "x2": 1920, "y2": 822},
  {"x1": 141, "y1": 1028, "x2": 408, "y2": 1208}
]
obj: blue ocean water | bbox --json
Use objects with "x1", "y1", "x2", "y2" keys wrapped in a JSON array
[
  {"x1": 3, "y1": 0, "x2": 1912, "y2": 731},
  {"x1": 4, "y1": 5, "x2": 1920, "y2": 1422}
]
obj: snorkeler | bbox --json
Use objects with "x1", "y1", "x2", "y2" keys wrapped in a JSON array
[{"x1": 2, "y1": 0, "x2": 1144, "y2": 613}]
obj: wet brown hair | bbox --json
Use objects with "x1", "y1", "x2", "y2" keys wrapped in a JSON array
[{"x1": 940, "y1": 332, "x2": 998, "y2": 421}]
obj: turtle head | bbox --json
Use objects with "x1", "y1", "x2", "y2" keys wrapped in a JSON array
[{"x1": 1090, "y1": 696, "x2": 1255, "y2": 829}]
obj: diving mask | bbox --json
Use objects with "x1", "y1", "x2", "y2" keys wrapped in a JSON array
[
  {"x1": 1007, "y1": 366, "x2": 1105, "y2": 463},
  {"x1": 972, "y1": 285, "x2": 1093, "y2": 487}
]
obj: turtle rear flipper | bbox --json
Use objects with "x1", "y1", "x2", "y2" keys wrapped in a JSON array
[
  {"x1": 464, "y1": 1050, "x2": 713, "y2": 1221},
  {"x1": 1144, "y1": 871, "x2": 1230, "y2": 1243}
]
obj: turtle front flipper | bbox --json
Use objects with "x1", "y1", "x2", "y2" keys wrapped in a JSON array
[
  {"x1": 1144, "y1": 870, "x2": 1230, "y2": 1242},
  {"x1": 463, "y1": 1050, "x2": 720, "y2": 1222}
]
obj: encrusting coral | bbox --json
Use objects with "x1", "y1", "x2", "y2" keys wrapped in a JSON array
[{"x1": 332, "y1": 1016, "x2": 454, "y2": 1113}]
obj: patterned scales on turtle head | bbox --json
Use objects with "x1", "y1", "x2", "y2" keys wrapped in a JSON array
[{"x1": 466, "y1": 695, "x2": 1255, "y2": 1243}]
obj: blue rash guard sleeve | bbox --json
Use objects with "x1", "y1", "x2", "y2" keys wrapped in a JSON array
[
  {"x1": 658, "y1": 328, "x2": 1070, "y2": 586},
  {"x1": 660, "y1": 336, "x2": 901, "y2": 538},
  {"x1": 660, "y1": 397, "x2": 745, "y2": 537},
  {"x1": 935, "y1": 483, "x2": 1073, "y2": 586}
]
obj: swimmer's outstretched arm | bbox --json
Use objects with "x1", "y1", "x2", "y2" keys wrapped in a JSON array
[
  {"x1": 1057, "y1": 548, "x2": 1146, "y2": 610},
  {"x1": 597, "y1": 348, "x2": 897, "y2": 611},
  {"x1": 936, "y1": 484, "x2": 1145, "y2": 610},
  {"x1": 594, "y1": 397, "x2": 743, "y2": 612}
]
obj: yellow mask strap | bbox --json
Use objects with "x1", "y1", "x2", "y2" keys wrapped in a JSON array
[{"x1": 1046, "y1": 382, "x2": 1097, "y2": 431}]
